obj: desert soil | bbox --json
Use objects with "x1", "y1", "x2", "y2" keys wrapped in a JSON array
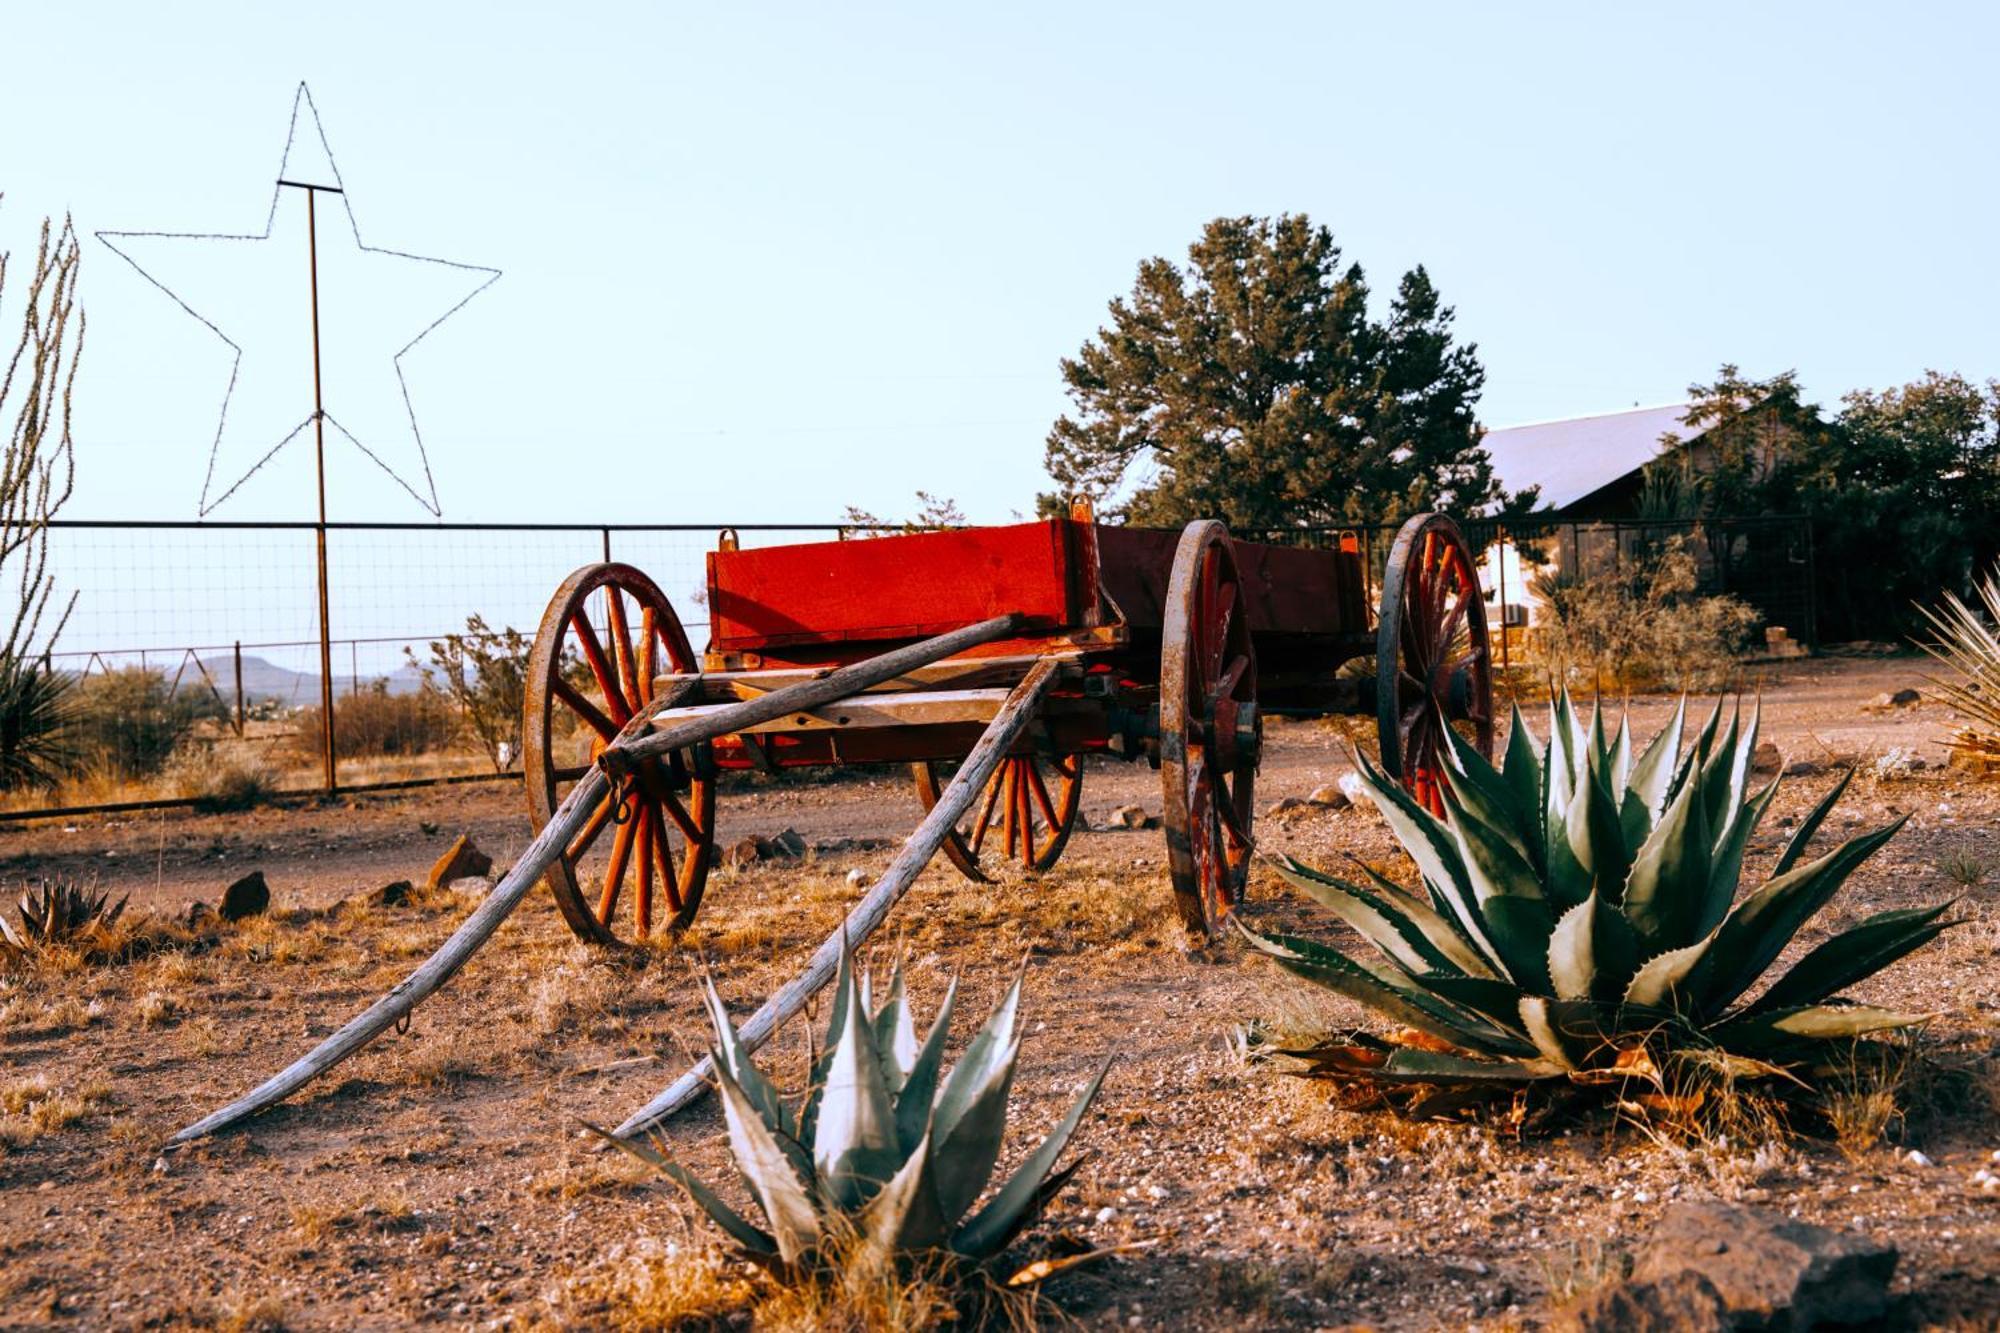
[{"x1": 1, "y1": 655, "x2": 1997, "y2": 1330}]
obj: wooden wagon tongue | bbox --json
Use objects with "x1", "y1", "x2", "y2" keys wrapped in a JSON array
[{"x1": 168, "y1": 614, "x2": 1038, "y2": 1146}]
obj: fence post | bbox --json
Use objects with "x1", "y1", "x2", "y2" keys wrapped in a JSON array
[
  {"x1": 1496, "y1": 530, "x2": 1511, "y2": 674},
  {"x1": 601, "y1": 527, "x2": 612, "y2": 563},
  {"x1": 233, "y1": 641, "x2": 245, "y2": 737}
]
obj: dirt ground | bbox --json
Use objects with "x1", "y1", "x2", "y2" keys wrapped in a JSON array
[{"x1": 2, "y1": 655, "x2": 1997, "y2": 1330}]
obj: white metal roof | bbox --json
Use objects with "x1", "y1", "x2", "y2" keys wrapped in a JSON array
[{"x1": 1480, "y1": 402, "x2": 1701, "y2": 511}]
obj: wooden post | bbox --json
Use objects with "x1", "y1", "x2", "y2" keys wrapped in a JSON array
[{"x1": 612, "y1": 656, "x2": 1060, "y2": 1138}]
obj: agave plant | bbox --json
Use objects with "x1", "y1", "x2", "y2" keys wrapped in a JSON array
[
  {"x1": 598, "y1": 950, "x2": 1110, "y2": 1276},
  {"x1": 1242, "y1": 693, "x2": 1953, "y2": 1090},
  {"x1": 1917, "y1": 562, "x2": 2000, "y2": 770},
  {"x1": 0, "y1": 878, "x2": 127, "y2": 959}
]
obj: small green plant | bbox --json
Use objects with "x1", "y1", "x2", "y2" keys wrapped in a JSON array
[
  {"x1": 1940, "y1": 849, "x2": 1988, "y2": 890},
  {"x1": 596, "y1": 948, "x2": 1109, "y2": 1281},
  {"x1": 1242, "y1": 692, "x2": 1954, "y2": 1116}
]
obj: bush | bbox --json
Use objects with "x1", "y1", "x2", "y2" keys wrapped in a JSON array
[
  {"x1": 1531, "y1": 537, "x2": 1759, "y2": 691},
  {"x1": 290, "y1": 681, "x2": 454, "y2": 763},
  {"x1": 0, "y1": 658, "x2": 72, "y2": 791},
  {"x1": 1918, "y1": 561, "x2": 2000, "y2": 772},
  {"x1": 64, "y1": 668, "x2": 221, "y2": 781},
  {"x1": 404, "y1": 617, "x2": 528, "y2": 772}
]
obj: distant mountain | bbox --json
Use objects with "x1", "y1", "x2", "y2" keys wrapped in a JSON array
[{"x1": 191, "y1": 654, "x2": 430, "y2": 705}]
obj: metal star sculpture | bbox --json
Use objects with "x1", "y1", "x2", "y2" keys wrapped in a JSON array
[{"x1": 97, "y1": 84, "x2": 499, "y2": 517}]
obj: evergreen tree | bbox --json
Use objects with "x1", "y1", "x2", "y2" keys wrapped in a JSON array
[{"x1": 1040, "y1": 215, "x2": 1534, "y2": 530}]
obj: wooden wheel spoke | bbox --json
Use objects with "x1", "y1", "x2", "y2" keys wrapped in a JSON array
[
  {"x1": 1026, "y1": 760, "x2": 1060, "y2": 836},
  {"x1": 633, "y1": 809, "x2": 656, "y2": 936},
  {"x1": 660, "y1": 785, "x2": 702, "y2": 843},
  {"x1": 968, "y1": 766, "x2": 1006, "y2": 854},
  {"x1": 566, "y1": 796, "x2": 616, "y2": 864},
  {"x1": 552, "y1": 677, "x2": 620, "y2": 742},
  {"x1": 637, "y1": 607, "x2": 658, "y2": 705},
  {"x1": 647, "y1": 802, "x2": 681, "y2": 916},
  {"x1": 570, "y1": 610, "x2": 632, "y2": 726},
  {"x1": 604, "y1": 588, "x2": 645, "y2": 714},
  {"x1": 1210, "y1": 653, "x2": 1251, "y2": 710},
  {"x1": 597, "y1": 816, "x2": 637, "y2": 923}
]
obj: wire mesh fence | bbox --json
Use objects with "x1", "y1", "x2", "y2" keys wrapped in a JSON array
[{"x1": 4, "y1": 513, "x2": 1815, "y2": 819}]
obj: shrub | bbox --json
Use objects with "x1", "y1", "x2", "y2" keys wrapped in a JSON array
[
  {"x1": 1241, "y1": 692, "x2": 1954, "y2": 1129},
  {"x1": 1531, "y1": 537, "x2": 1759, "y2": 691},
  {"x1": 404, "y1": 616, "x2": 528, "y2": 772},
  {"x1": 64, "y1": 667, "x2": 221, "y2": 780},
  {"x1": 290, "y1": 681, "x2": 454, "y2": 763}
]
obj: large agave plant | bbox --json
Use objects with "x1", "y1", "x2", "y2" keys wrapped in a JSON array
[
  {"x1": 1917, "y1": 563, "x2": 2000, "y2": 769},
  {"x1": 599, "y1": 950, "x2": 1110, "y2": 1275},
  {"x1": 1242, "y1": 693, "x2": 1953, "y2": 1087},
  {"x1": 0, "y1": 878, "x2": 127, "y2": 959}
]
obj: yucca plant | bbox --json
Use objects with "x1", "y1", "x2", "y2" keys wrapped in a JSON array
[
  {"x1": 1242, "y1": 693, "x2": 1953, "y2": 1100},
  {"x1": 0, "y1": 877, "x2": 127, "y2": 960},
  {"x1": 1917, "y1": 563, "x2": 2000, "y2": 772},
  {"x1": 597, "y1": 949, "x2": 1110, "y2": 1279}
]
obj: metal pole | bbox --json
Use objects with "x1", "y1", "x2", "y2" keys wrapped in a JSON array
[
  {"x1": 233, "y1": 640, "x2": 245, "y2": 737},
  {"x1": 600, "y1": 527, "x2": 611, "y2": 563},
  {"x1": 307, "y1": 188, "x2": 337, "y2": 794},
  {"x1": 1496, "y1": 530, "x2": 1511, "y2": 674}
]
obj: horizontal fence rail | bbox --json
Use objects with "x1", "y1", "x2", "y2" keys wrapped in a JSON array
[{"x1": 0, "y1": 514, "x2": 1813, "y2": 821}]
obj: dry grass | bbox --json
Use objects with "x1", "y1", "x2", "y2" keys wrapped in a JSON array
[
  {"x1": 136, "y1": 988, "x2": 180, "y2": 1027},
  {"x1": 552, "y1": 1241, "x2": 756, "y2": 1331},
  {"x1": 1, "y1": 1073, "x2": 113, "y2": 1147},
  {"x1": 1536, "y1": 1237, "x2": 1631, "y2": 1309}
]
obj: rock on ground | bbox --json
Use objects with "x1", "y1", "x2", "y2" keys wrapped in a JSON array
[
  {"x1": 1628, "y1": 1201, "x2": 1898, "y2": 1330},
  {"x1": 219, "y1": 871, "x2": 269, "y2": 922},
  {"x1": 1555, "y1": 1270, "x2": 1731, "y2": 1332},
  {"x1": 426, "y1": 835, "x2": 492, "y2": 892}
]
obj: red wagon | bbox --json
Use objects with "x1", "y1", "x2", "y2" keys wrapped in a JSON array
[{"x1": 521, "y1": 508, "x2": 1494, "y2": 943}]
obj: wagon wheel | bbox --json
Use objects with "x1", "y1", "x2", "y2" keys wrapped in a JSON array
[
  {"x1": 525, "y1": 563, "x2": 717, "y2": 945},
  {"x1": 1375, "y1": 513, "x2": 1495, "y2": 816},
  {"x1": 912, "y1": 753, "x2": 1084, "y2": 881},
  {"x1": 1160, "y1": 521, "x2": 1259, "y2": 937}
]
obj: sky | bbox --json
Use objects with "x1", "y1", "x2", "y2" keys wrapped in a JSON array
[
  {"x1": 2, "y1": 2, "x2": 1995, "y2": 530},
  {"x1": 1, "y1": 3, "x2": 1996, "y2": 677}
]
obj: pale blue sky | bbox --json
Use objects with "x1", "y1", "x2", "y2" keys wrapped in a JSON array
[{"x1": 3, "y1": 2, "x2": 1995, "y2": 528}]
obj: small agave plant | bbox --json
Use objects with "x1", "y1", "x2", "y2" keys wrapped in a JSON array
[
  {"x1": 600, "y1": 949, "x2": 1111, "y2": 1276},
  {"x1": 1242, "y1": 693, "x2": 1954, "y2": 1092},
  {"x1": 0, "y1": 879, "x2": 128, "y2": 961}
]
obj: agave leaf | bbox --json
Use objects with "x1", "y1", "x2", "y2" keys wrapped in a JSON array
[
  {"x1": 813, "y1": 957, "x2": 903, "y2": 1211},
  {"x1": 953, "y1": 1054, "x2": 1112, "y2": 1260},
  {"x1": 802, "y1": 942, "x2": 861, "y2": 1140},
  {"x1": 714, "y1": 1061, "x2": 822, "y2": 1266},
  {"x1": 859, "y1": 1123, "x2": 950, "y2": 1254},
  {"x1": 1442, "y1": 783, "x2": 1545, "y2": 905},
  {"x1": 1695, "y1": 698, "x2": 1745, "y2": 838},
  {"x1": 1566, "y1": 749, "x2": 1632, "y2": 910},
  {"x1": 1421, "y1": 973, "x2": 1536, "y2": 1040},
  {"x1": 1745, "y1": 903, "x2": 1957, "y2": 1016},
  {"x1": 1623, "y1": 931, "x2": 1717, "y2": 1009},
  {"x1": 933, "y1": 967, "x2": 1025, "y2": 1146},
  {"x1": 1621, "y1": 764, "x2": 1712, "y2": 947},
  {"x1": 1692, "y1": 819, "x2": 1906, "y2": 1015},
  {"x1": 1375, "y1": 1047, "x2": 1563, "y2": 1083},
  {"x1": 1518, "y1": 995, "x2": 1598, "y2": 1071},
  {"x1": 1339, "y1": 855, "x2": 1502, "y2": 979},
  {"x1": 871, "y1": 961, "x2": 918, "y2": 1095},
  {"x1": 1607, "y1": 714, "x2": 1633, "y2": 803},
  {"x1": 1271, "y1": 855, "x2": 1469, "y2": 978},
  {"x1": 1621, "y1": 695, "x2": 1687, "y2": 845},
  {"x1": 1440, "y1": 723, "x2": 1535, "y2": 865},
  {"x1": 932, "y1": 1038, "x2": 1021, "y2": 1223},
  {"x1": 1699, "y1": 778, "x2": 1781, "y2": 937},
  {"x1": 1547, "y1": 896, "x2": 1595, "y2": 1002},
  {"x1": 1772, "y1": 766, "x2": 1856, "y2": 878},
  {"x1": 1500, "y1": 703, "x2": 1546, "y2": 850},
  {"x1": 1713, "y1": 1003, "x2": 1929, "y2": 1052},
  {"x1": 1236, "y1": 922, "x2": 1523, "y2": 1056},
  {"x1": 1354, "y1": 752, "x2": 1487, "y2": 949},
  {"x1": 702, "y1": 974, "x2": 796, "y2": 1145},
  {"x1": 586, "y1": 1123, "x2": 779, "y2": 1260},
  {"x1": 1478, "y1": 895, "x2": 1556, "y2": 995},
  {"x1": 895, "y1": 976, "x2": 959, "y2": 1158}
]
